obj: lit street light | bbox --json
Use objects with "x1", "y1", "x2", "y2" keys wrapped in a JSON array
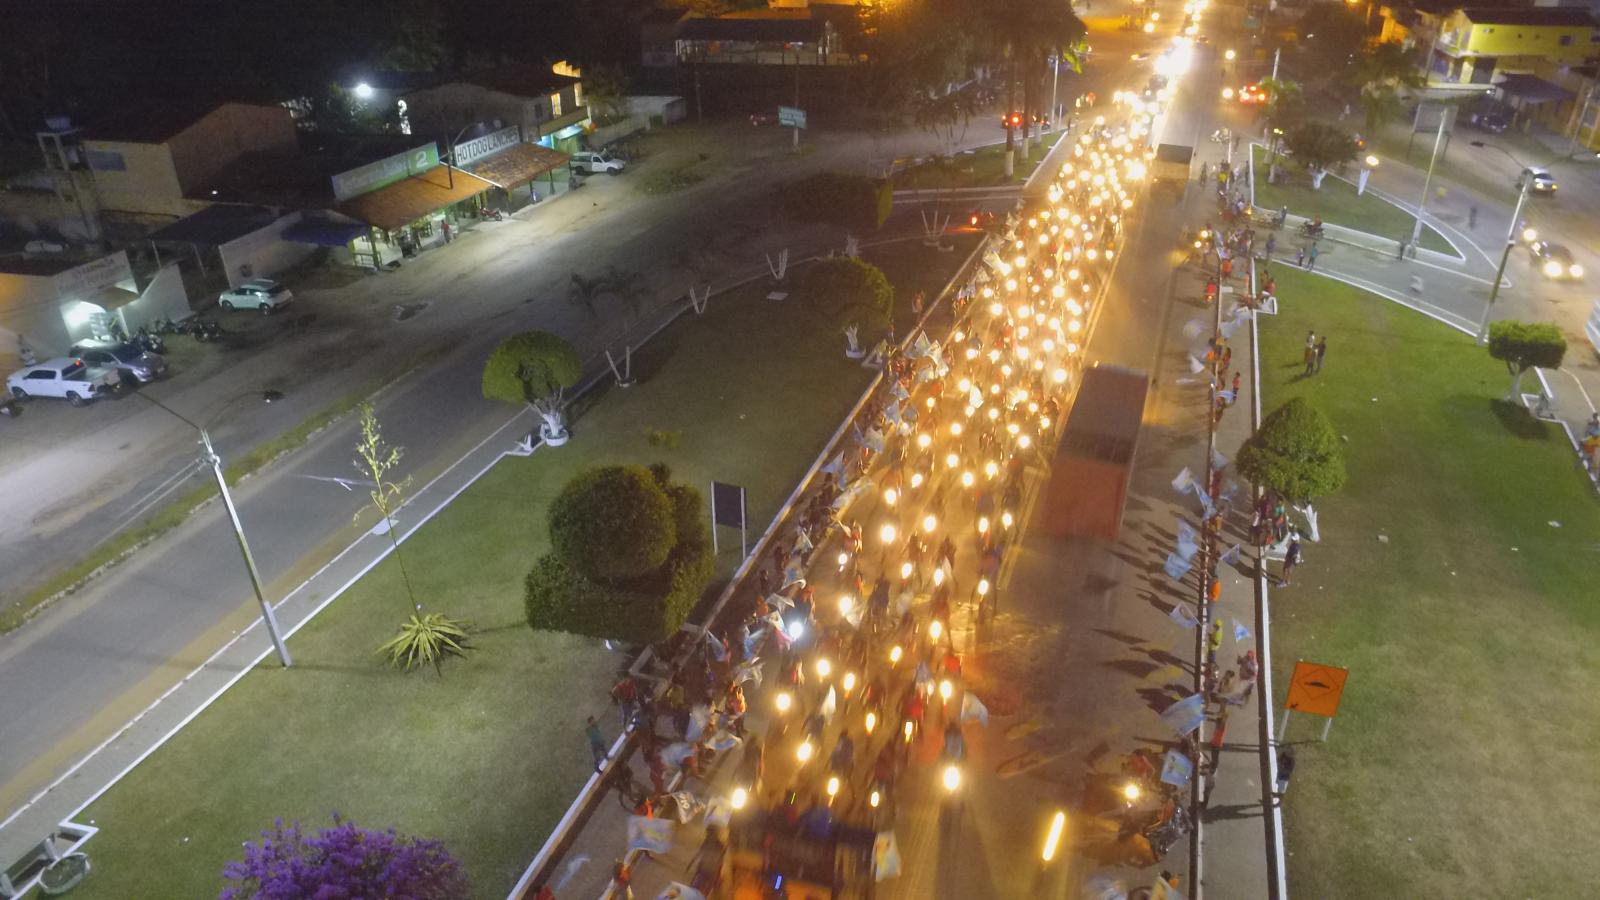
[{"x1": 134, "y1": 390, "x2": 293, "y2": 667}]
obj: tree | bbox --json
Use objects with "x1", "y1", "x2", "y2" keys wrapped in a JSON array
[
  {"x1": 1283, "y1": 121, "x2": 1359, "y2": 189},
  {"x1": 526, "y1": 464, "x2": 714, "y2": 645},
  {"x1": 482, "y1": 331, "x2": 584, "y2": 444},
  {"x1": 1259, "y1": 77, "x2": 1305, "y2": 128},
  {"x1": 1353, "y1": 40, "x2": 1424, "y2": 91},
  {"x1": 802, "y1": 257, "x2": 895, "y2": 357},
  {"x1": 1359, "y1": 83, "x2": 1406, "y2": 132},
  {"x1": 354, "y1": 405, "x2": 472, "y2": 672},
  {"x1": 912, "y1": 87, "x2": 981, "y2": 160},
  {"x1": 583, "y1": 63, "x2": 630, "y2": 125},
  {"x1": 1487, "y1": 321, "x2": 1567, "y2": 401},
  {"x1": 982, "y1": 0, "x2": 1086, "y2": 171},
  {"x1": 549, "y1": 466, "x2": 677, "y2": 582},
  {"x1": 305, "y1": 82, "x2": 402, "y2": 134},
  {"x1": 1237, "y1": 397, "x2": 1347, "y2": 505},
  {"x1": 222, "y1": 815, "x2": 468, "y2": 900}
]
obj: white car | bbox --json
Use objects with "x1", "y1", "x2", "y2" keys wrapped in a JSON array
[
  {"x1": 1520, "y1": 167, "x2": 1557, "y2": 193},
  {"x1": 219, "y1": 278, "x2": 294, "y2": 314},
  {"x1": 7, "y1": 357, "x2": 121, "y2": 406},
  {"x1": 570, "y1": 151, "x2": 625, "y2": 175}
]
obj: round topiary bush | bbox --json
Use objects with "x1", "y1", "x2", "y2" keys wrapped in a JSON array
[{"x1": 548, "y1": 465, "x2": 677, "y2": 583}]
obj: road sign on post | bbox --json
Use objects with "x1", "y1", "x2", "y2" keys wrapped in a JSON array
[
  {"x1": 778, "y1": 106, "x2": 807, "y2": 129},
  {"x1": 1280, "y1": 659, "x2": 1349, "y2": 741},
  {"x1": 710, "y1": 481, "x2": 748, "y2": 558}
]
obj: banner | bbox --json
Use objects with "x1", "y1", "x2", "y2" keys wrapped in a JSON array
[
  {"x1": 873, "y1": 831, "x2": 903, "y2": 881},
  {"x1": 1158, "y1": 693, "x2": 1207, "y2": 736},
  {"x1": 628, "y1": 815, "x2": 674, "y2": 854}
]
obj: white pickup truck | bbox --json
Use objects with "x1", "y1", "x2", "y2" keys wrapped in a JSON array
[{"x1": 7, "y1": 357, "x2": 121, "y2": 406}]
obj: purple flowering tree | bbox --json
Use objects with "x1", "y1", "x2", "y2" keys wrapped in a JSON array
[{"x1": 220, "y1": 815, "x2": 468, "y2": 900}]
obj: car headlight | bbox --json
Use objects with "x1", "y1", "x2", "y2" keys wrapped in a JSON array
[
  {"x1": 1570, "y1": 264, "x2": 1584, "y2": 278},
  {"x1": 1544, "y1": 260, "x2": 1564, "y2": 277}
]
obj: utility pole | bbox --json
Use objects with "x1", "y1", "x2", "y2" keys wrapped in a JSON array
[
  {"x1": 1567, "y1": 83, "x2": 1596, "y2": 157},
  {"x1": 1050, "y1": 54, "x2": 1061, "y2": 132},
  {"x1": 202, "y1": 429, "x2": 294, "y2": 668},
  {"x1": 1477, "y1": 176, "x2": 1531, "y2": 343},
  {"x1": 1408, "y1": 106, "x2": 1451, "y2": 254}
]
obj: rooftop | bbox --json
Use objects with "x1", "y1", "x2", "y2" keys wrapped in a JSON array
[
  {"x1": 0, "y1": 252, "x2": 107, "y2": 278},
  {"x1": 449, "y1": 64, "x2": 582, "y2": 100},
  {"x1": 678, "y1": 9, "x2": 828, "y2": 42},
  {"x1": 1458, "y1": 7, "x2": 1599, "y2": 27},
  {"x1": 83, "y1": 99, "x2": 280, "y2": 144}
]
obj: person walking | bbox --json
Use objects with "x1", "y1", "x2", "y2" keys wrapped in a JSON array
[
  {"x1": 1263, "y1": 233, "x2": 1276, "y2": 260},
  {"x1": 1314, "y1": 337, "x2": 1328, "y2": 373},
  {"x1": 1303, "y1": 342, "x2": 1316, "y2": 377},
  {"x1": 1306, "y1": 242, "x2": 1320, "y2": 271},
  {"x1": 1207, "y1": 617, "x2": 1224, "y2": 670},
  {"x1": 1294, "y1": 246, "x2": 1305, "y2": 268},
  {"x1": 1280, "y1": 536, "x2": 1303, "y2": 586},
  {"x1": 586, "y1": 716, "x2": 610, "y2": 771},
  {"x1": 1468, "y1": 205, "x2": 1478, "y2": 229},
  {"x1": 1275, "y1": 747, "x2": 1297, "y2": 797},
  {"x1": 1231, "y1": 371, "x2": 1242, "y2": 403},
  {"x1": 1199, "y1": 160, "x2": 1209, "y2": 184}
]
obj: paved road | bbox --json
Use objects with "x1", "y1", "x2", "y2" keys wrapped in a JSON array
[{"x1": 0, "y1": 113, "x2": 1033, "y2": 821}]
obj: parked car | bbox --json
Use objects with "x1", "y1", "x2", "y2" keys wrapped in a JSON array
[
  {"x1": 68, "y1": 340, "x2": 168, "y2": 384},
  {"x1": 7, "y1": 357, "x2": 121, "y2": 405},
  {"x1": 218, "y1": 278, "x2": 294, "y2": 314},
  {"x1": 569, "y1": 151, "x2": 626, "y2": 175},
  {"x1": 1530, "y1": 240, "x2": 1583, "y2": 280},
  {"x1": 1520, "y1": 166, "x2": 1558, "y2": 194}
]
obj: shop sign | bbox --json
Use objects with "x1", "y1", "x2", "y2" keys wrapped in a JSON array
[
  {"x1": 54, "y1": 251, "x2": 133, "y2": 298},
  {"x1": 331, "y1": 143, "x2": 441, "y2": 201},
  {"x1": 454, "y1": 126, "x2": 521, "y2": 166}
]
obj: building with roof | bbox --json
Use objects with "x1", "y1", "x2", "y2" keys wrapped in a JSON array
[
  {"x1": 675, "y1": 7, "x2": 851, "y2": 66},
  {"x1": 403, "y1": 65, "x2": 591, "y2": 154},
  {"x1": 81, "y1": 101, "x2": 298, "y2": 219},
  {"x1": 0, "y1": 249, "x2": 190, "y2": 366},
  {"x1": 1432, "y1": 7, "x2": 1600, "y2": 83}
]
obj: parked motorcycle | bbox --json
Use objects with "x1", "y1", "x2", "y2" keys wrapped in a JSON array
[
  {"x1": 133, "y1": 327, "x2": 166, "y2": 354},
  {"x1": 482, "y1": 206, "x2": 505, "y2": 222},
  {"x1": 189, "y1": 320, "x2": 225, "y2": 343},
  {"x1": 1299, "y1": 221, "x2": 1324, "y2": 239}
]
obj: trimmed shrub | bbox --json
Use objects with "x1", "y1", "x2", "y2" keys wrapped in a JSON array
[
  {"x1": 548, "y1": 465, "x2": 676, "y2": 582},
  {"x1": 527, "y1": 472, "x2": 713, "y2": 645},
  {"x1": 780, "y1": 172, "x2": 893, "y2": 230},
  {"x1": 802, "y1": 256, "x2": 895, "y2": 334},
  {"x1": 1237, "y1": 397, "x2": 1347, "y2": 504}
]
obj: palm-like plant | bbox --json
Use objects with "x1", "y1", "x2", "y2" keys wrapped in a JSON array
[
  {"x1": 568, "y1": 272, "x2": 608, "y2": 320},
  {"x1": 979, "y1": 0, "x2": 1085, "y2": 171},
  {"x1": 378, "y1": 613, "x2": 472, "y2": 674}
]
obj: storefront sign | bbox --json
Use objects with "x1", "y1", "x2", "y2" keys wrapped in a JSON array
[
  {"x1": 54, "y1": 251, "x2": 133, "y2": 299},
  {"x1": 331, "y1": 143, "x2": 441, "y2": 201},
  {"x1": 453, "y1": 126, "x2": 521, "y2": 167}
]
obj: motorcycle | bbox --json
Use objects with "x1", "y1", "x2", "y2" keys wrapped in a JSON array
[
  {"x1": 189, "y1": 320, "x2": 225, "y2": 343},
  {"x1": 1299, "y1": 221, "x2": 1325, "y2": 239},
  {"x1": 133, "y1": 328, "x2": 166, "y2": 355},
  {"x1": 482, "y1": 207, "x2": 504, "y2": 222}
]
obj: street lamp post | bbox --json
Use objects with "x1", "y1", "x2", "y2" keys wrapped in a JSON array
[
  {"x1": 137, "y1": 390, "x2": 293, "y2": 667},
  {"x1": 1408, "y1": 107, "x2": 1452, "y2": 254},
  {"x1": 1357, "y1": 154, "x2": 1379, "y2": 196},
  {"x1": 1470, "y1": 140, "x2": 1534, "y2": 343}
]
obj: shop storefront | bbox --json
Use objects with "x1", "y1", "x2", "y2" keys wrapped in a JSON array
[
  {"x1": 457, "y1": 126, "x2": 572, "y2": 211},
  {"x1": 331, "y1": 143, "x2": 493, "y2": 267},
  {"x1": 0, "y1": 250, "x2": 190, "y2": 364}
]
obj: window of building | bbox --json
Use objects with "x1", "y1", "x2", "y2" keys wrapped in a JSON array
[
  {"x1": 574, "y1": 83, "x2": 584, "y2": 108},
  {"x1": 551, "y1": 92, "x2": 563, "y2": 117},
  {"x1": 86, "y1": 149, "x2": 126, "y2": 172}
]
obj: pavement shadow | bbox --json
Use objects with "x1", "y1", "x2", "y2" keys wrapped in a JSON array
[
  {"x1": 1487, "y1": 397, "x2": 1555, "y2": 441},
  {"x1": 1094, "y1": 627, "x2": 1148, "y2": 646},
  {"x1": 1101, "y1": 658, "x2": 1163, "y2": 679}
]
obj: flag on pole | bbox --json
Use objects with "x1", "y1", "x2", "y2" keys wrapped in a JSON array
[
  {"x1": 1171, "y1": 467, "x2": 1195, "y2": 495},
  {"x1": 1233, "y1": 619, "x2": 1252, "y2": 643},
  {"x1": 1163, "y1": 552, "x2": 1192, "y2": 582},
  {"x1": 1158, "y1": 693, "x2": 1208, "y2": 736},
  {"x1": 1169, "y1": 602, "x2": 1199, "y2": 629},
  {"x1": 960, "y1": 692, "x2": 990, "y2": 726},
  {"x1": 873, "y1": 831, "x2": 903, "y2": 881}
]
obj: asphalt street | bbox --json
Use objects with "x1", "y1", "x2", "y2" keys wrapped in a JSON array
[{"x1": 0, "y1": 112, "x2": 1030, "y2": 818}]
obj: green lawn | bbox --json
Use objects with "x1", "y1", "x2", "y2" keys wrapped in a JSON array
[
  {"x1": 1250, "y1": 144, "x2": 1456, "y2": 256},
  {"x1": 897, "y1": 130, "x2": 1066, "y2": 189},
  {"x1": 1259, "y1": 268, "x2": 1600, "y2": 898},
  {"x1": 70, "y1": 242, "x2": 971, "y2": 900}
]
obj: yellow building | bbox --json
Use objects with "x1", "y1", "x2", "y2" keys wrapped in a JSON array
[{"x1": 1434, "y1": 7, "x2": 1599, "y2": 84}]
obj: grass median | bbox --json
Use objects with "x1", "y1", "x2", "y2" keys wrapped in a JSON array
[
  {"x1": 1250, "y1": 144, "x2": 1455, "y2": 256},
  {"x1": 68, "y1": 240, "x2": 972, "y2": 899},
  {"x1": 1258, "y1": 267, "x2": 1600, "y2": 898},
  {"x1": 897, "y1": 130, "x2": 1065, "y2": 190}
]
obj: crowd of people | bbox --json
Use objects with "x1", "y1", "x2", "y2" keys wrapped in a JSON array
[{"x1": 569, "y1": 116, "x2": 1146, "y2": 899}]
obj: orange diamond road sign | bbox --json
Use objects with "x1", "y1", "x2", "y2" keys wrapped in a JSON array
[{"x1": 1285, "y1": 660, "x2": 1349, "y2": 719}]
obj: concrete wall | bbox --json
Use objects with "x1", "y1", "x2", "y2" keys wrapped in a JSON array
[
  {"x1": 0, "y1": 274, "x2": 72, "y2": 364},
  {"x1": 167, "y1": 103, "x2": 297, "y2": 196},
  {"x1": 83, "y1": 139, "x2": 185, "y2": 217},
  {"x1": 123, "y1": 262, "x2": 190, "y2": 330},
  {"x1": 217, "y1": 210, "x2": 315, "y2": 288}
]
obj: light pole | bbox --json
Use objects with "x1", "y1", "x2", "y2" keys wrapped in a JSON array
[
  {"x1": 1050, "y1": 54, "x2": 1060, "y2": 133},
  {"x1": 136, "y1": 390, "x2": 294, "y2": 667},
  {"x1": 1357, "y1": 154, "x2": 1379, "y2": 195},
  {"x1": 1470, "y1": 140, "x2": 1534, "y2": 344},
  {"x1": 1408, "y1": 106, "x2": 1452, "y2": 254}
]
